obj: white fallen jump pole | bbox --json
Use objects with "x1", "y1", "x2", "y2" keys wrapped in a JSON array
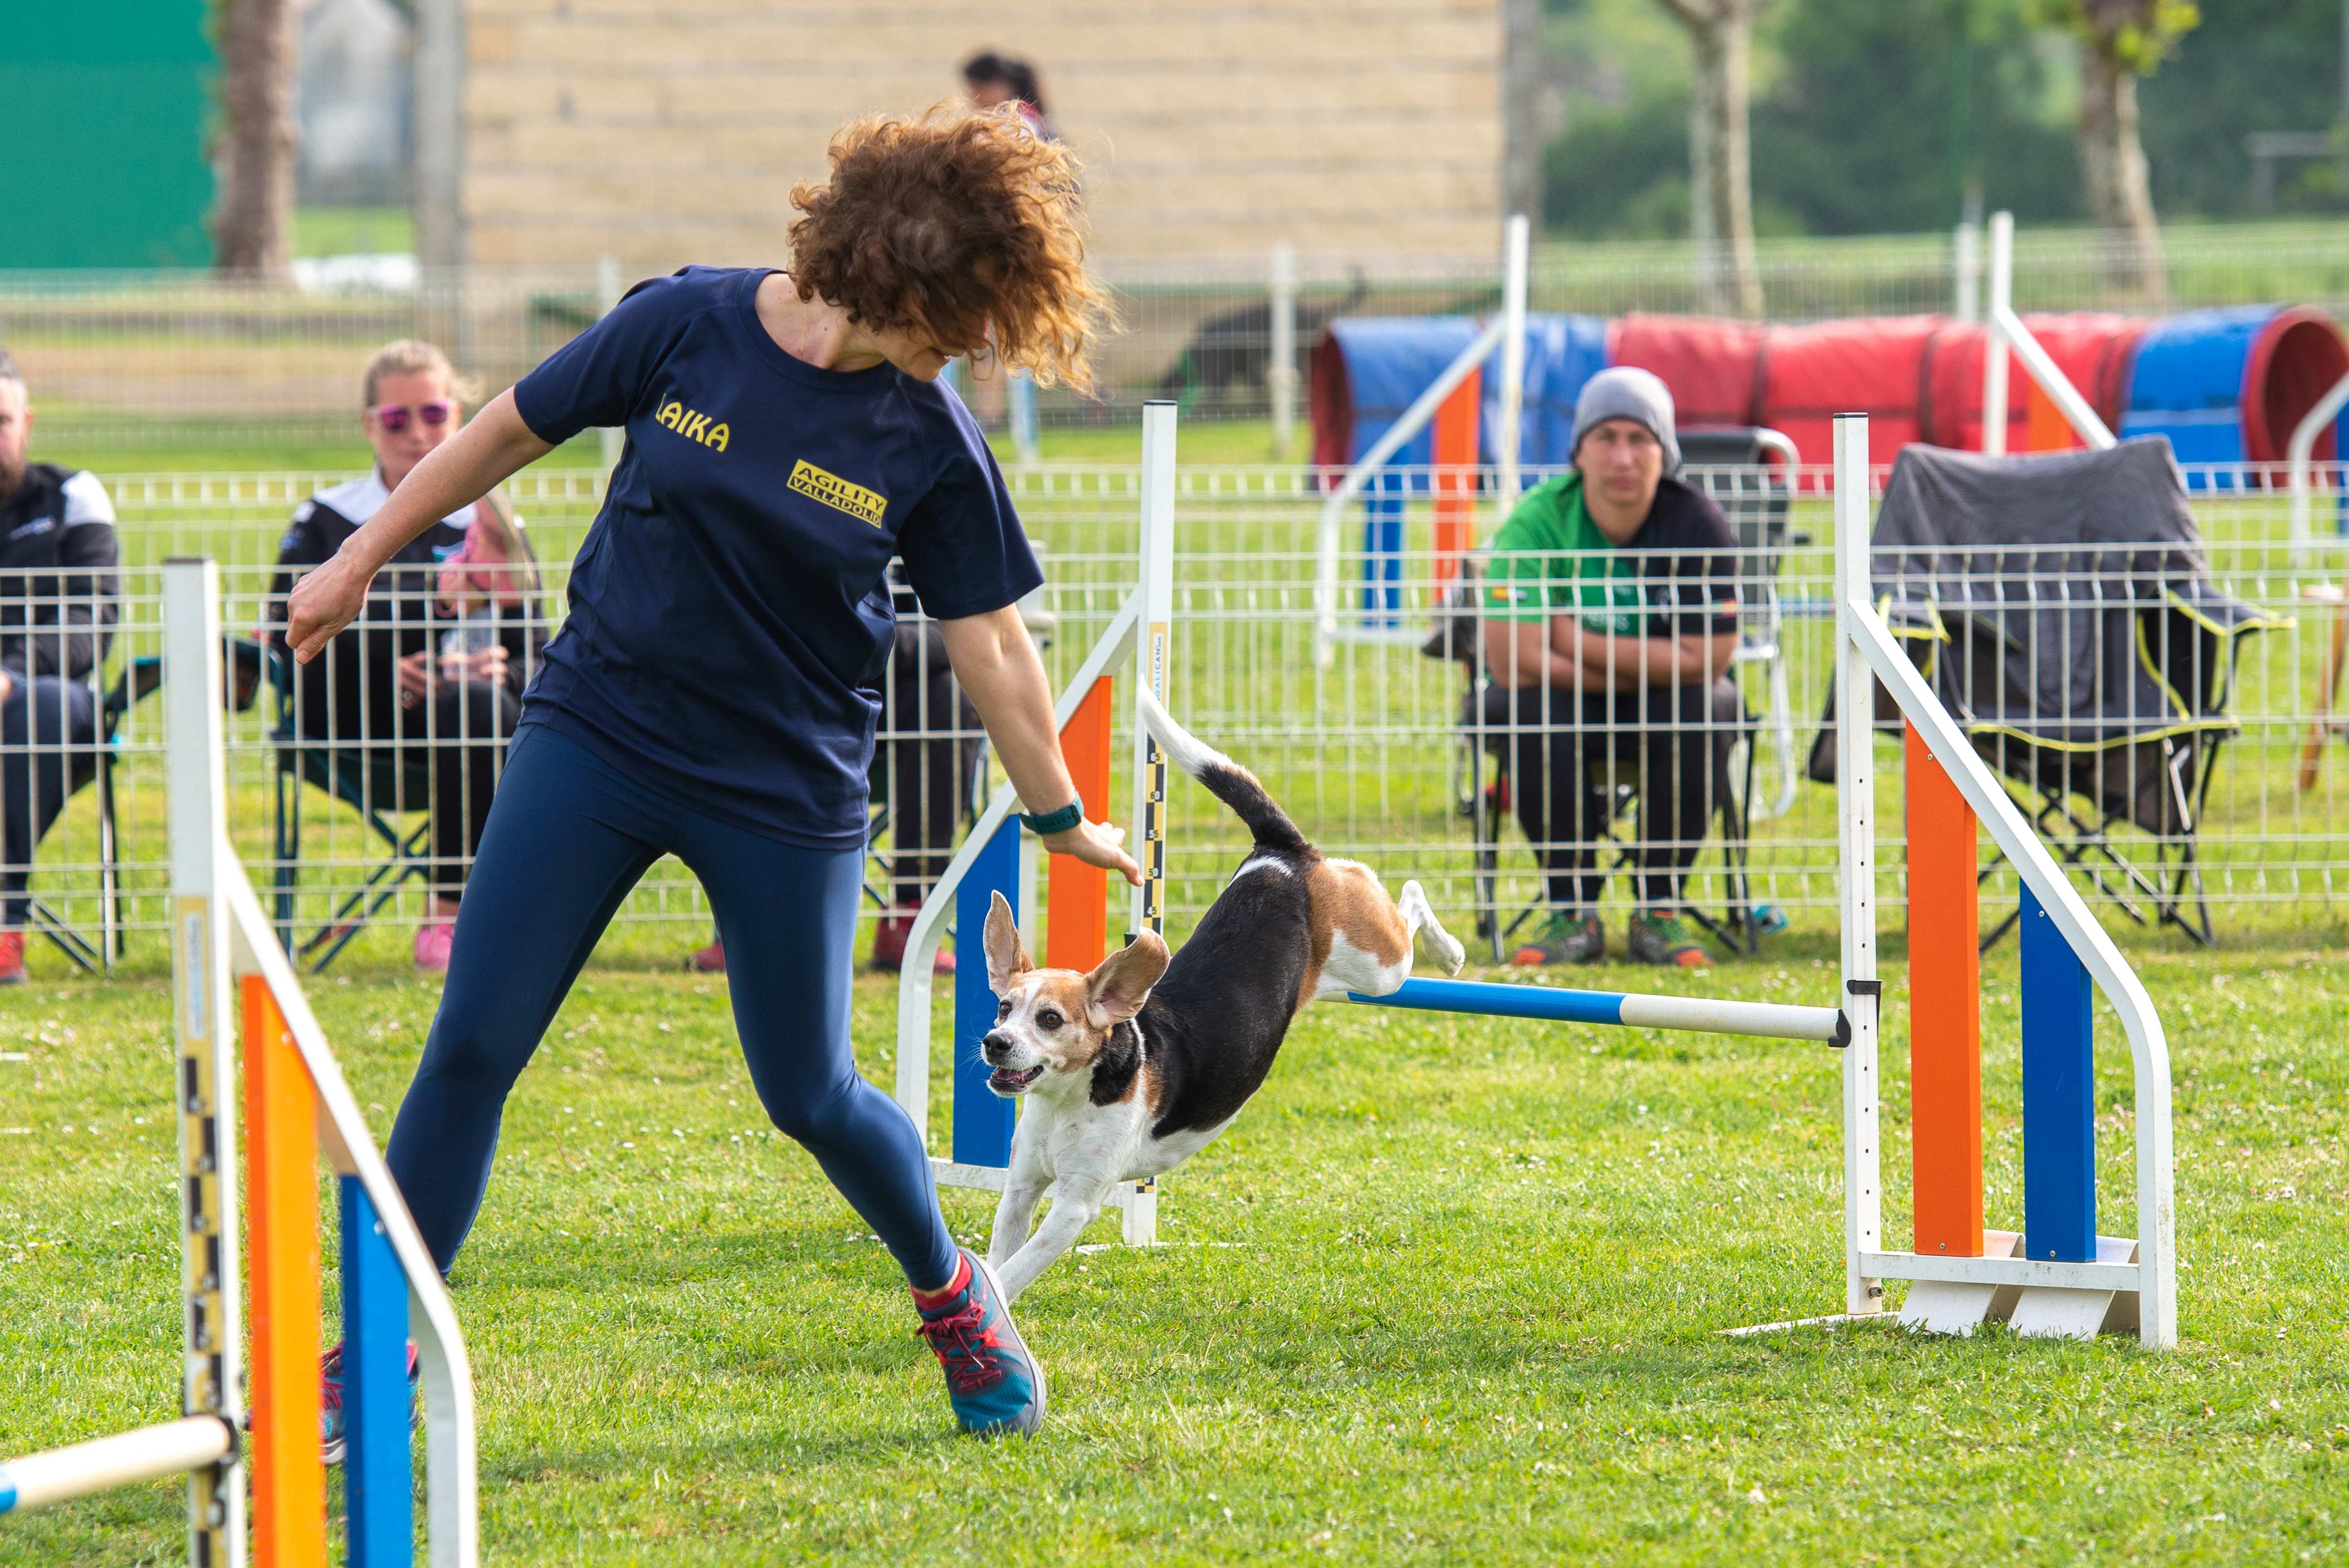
[{"x1": 0, "y1": 1418, "x2": 236, "y2": 1517}]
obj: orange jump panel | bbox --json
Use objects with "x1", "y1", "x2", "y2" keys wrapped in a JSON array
[
  {"x1": 1431, "y1": 367, "x2": 1482, "y2": 587},
  {"x1": 1904, "y1": 724, "x2": 1985, "y2": 1257},
  {"x1": 1046, "y1": 677, "x2": 1115, "y2": 971},
  {"x1": 242, "y1": 976, "x2": 328, "y2": 1568}
]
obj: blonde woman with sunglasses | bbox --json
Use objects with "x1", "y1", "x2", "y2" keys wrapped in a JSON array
[{"x1": 267, "y1": 340, "x2": 546, "y2": 972}]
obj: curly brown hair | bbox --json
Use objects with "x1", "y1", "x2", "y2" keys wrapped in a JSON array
[{"x1": 788, "y1": 103, "x2": 1114, "y2": 393}]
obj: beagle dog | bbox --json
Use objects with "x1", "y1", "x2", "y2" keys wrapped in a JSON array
[{"x1": 976, "y1": 688, "x2": 1465, "y2": 1301}]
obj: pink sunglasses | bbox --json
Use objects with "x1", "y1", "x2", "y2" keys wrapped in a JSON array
[{"x1": 369, "y1": 399, "x2": 455, "y2": 433}]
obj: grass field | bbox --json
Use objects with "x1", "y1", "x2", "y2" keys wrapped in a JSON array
[{"x1": 3, "y1": 921, "x2": 2346, "y2": 1564}]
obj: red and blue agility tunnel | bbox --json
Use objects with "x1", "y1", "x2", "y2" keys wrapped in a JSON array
[
  {"x1": 1310, "y1": 314, "x2": 1606, "y2": 616},
  {"x1": 1313, "y1": 305, "x2": 2346, "y2": 497},
  {"x1": 2121, "y1": 305, "x2": 2349, "y2": 483}
]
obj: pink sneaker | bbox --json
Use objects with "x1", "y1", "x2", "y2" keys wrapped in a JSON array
[{"x1": 413, "y1": 920, "x2": 455, "y2": 974}]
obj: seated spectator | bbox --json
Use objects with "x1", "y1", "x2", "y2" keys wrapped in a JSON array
[
  {"x1": 1478, "y1": 367, "x2": 1740, "y2": 970},
  {"x1": 268, "y1": 340, "x2": 544, "y2": 973},
  {"x1": 0, "y1": 348, "x2": 119, "y2": 985},
  {"x1": 687, "y1": 561, "x2": 974, "y2": 977}
]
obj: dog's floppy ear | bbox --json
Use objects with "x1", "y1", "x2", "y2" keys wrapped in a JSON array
[
  {"x1": 1083, "y1": 930, "x2": 1169, "y2": 1029},
  {"x1": 983, "y1": 890, "x2": 1032, "y2": 995}
]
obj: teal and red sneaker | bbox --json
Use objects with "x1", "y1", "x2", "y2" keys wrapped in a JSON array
[
  {"x1": 319, "y1": 1339, "x2": 420, "y2": 1466},
  {"x1": 912, "y1": 1249, "x2": 1046, "y2": 1438}
]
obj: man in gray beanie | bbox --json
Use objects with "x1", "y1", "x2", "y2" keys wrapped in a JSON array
[{"x1": 1477, "y1": 365, "x2": 1741, "y2": 968}]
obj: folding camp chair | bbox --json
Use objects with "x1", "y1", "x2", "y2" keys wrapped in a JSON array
[
  {"x1": 1681, "y1": 427, "x2": 1806, "y2": 822},
  {"x1": 20, "y1": 657, "x2": 162, "y2": 973},
  {"x1": 261, "y1": 642, "x2": 439, "y2": 973},
  {"x1": 18, "y1": 639, "x2": 262, "y2": 972},
  {"x1": 1806, "y1": 438, "x2": 2280, "y2": 950},
  {"x1": 1455, "y1": 673, "x2": 1762, "y2": 964}
]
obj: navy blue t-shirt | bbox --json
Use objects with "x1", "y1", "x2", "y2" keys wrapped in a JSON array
[{"x1": 511, "y1": 266, "x2": 1041, "y2": 848}]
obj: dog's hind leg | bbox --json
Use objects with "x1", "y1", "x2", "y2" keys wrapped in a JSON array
[{"x1": 1398, "y1": 879, "x2": 1467, "y2": 976}]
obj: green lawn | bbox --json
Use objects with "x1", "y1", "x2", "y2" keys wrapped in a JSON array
[{"x1": 2, "y1": 927, "x2": 2345, "y2": 1564}]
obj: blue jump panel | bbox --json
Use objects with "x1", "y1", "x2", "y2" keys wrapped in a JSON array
[
  {"x1": 953, "y1": 820, "x2": 1021, "y2": 1167},
  {"x1": 340, "y1": 1176, "x2": 413, "y2": 1568},
  {"x1": 1347, "y1": 977, "x2": 1629, "y2": 1025},
  {"x1": 2019, "y1": 888, "x2": 2097, "y2": 1263}
]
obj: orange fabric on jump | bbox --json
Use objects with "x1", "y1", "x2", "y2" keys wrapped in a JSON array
[
  {"x1": 1904, "y1": 724, "x2": 1985, "y2": 1257},
  {"x1": 1431, "y1": 368, "x2": 1481, "y2": 587},
  {"x1": 1046, "y1": 677, "x2": 1115, "y2": 971},
  {"x1": 242, "y1": 975, "x2": 328, "y2": 1568}
]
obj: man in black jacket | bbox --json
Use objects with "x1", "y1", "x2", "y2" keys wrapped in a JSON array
[{"x1": 0, "y1": 349, "x2": 120, "y2": 984}]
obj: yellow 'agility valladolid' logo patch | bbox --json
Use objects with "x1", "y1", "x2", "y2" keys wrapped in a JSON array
[{"x1": 787, "y1": 459, "x2": 887, "y2": 527}]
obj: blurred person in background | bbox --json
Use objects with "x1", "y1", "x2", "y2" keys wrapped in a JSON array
[
  {"x1": 962, "y1": 51, "x2": 1056, "y2": 140},
  {"x1": 268, "y1": 340, "x2": 544, "y2": 974},
  {"x1": 1478, "y1": 367, "x2": 1741, "y2": 971},
  {"x1": 0, "y1": 348, "x2": 120, "y2": 986}
]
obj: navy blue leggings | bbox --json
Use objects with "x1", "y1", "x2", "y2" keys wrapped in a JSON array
[{"x1": 383, "y1": 722, "x2": 959, "y2": 1290}]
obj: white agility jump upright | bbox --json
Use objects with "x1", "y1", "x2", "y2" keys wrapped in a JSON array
[
  {"x1": 894, "y1": 403, "x2": 1179, "y2": 1247},
  {"x1": 1812, "y1": 413, "x2": 2174, "y2": 1346},
  {"x1": 1, "y1": 560, "x2": 480, "y2": 1566},
  {"x1": 1354, "y1": 415, "x2": 2176, "y2": 1348},
  {"x1": 1981, "y1": 211, "x2": 2119, "y2": 456}
]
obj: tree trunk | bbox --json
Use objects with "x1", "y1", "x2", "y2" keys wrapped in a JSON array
[
  {"x1": 2077, "y1": 45, "x2": 2164, "y2": 300},
  {"x1": 1685, "y1": 11, "x2": 1764, "y2": 317},
  {"x1": 213, "y1": 0, "x2": 300, "y2": 279}
]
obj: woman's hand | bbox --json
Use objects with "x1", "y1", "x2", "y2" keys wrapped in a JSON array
[
  {"x1": 440, "y1": 644, "x2": 510, "y2": 687},
  {"x1": 395, "y1": 650, "x2": 437, "y2": 709},
  {"x1": 1041, "y1": 817, "x2": 1142, "y2": 886},
  {"x1": 286, "y1": 552, "x2": 377, "y2": 664}
]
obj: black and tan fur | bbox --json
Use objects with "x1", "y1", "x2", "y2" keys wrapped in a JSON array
[{"x1": 976, "y1": 690, "x2": 1463, "y2": 1301}]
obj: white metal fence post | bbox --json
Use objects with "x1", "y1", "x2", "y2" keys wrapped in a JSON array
[
  {"x1": 1268, "y1": 242, "x2": 1298, "y2": 460},
  {"x1": 1832, "y1": 419, "x2": 1883, "y2": 1321},
  {"x1": 1954, "y1": 220, "x2": 1981, "y2": 324},
  {"x1": 1496, "y1": 214, "x2": 1532, "y2": 511},
  {"x1": 1981, "y1": 212, "x2": 2013, "y2": 455},
  {"x1": 162, "y1": 557, "x2": 245, "y2": 1568}
]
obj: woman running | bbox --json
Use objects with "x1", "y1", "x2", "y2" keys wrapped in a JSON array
[{"x1": 285, "y1": 103, "x2": 1134, "y2": 1440}]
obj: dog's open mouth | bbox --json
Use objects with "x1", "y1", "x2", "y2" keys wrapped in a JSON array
[{"x1": 987, "y1": 1064, "x2": 1044, "y2": 1095}]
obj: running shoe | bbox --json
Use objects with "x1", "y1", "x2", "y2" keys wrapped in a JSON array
[
  {"x1": 1627, "y1": 910, "x2": 1711, "y2": 969},
  {"x1": 319, "y1": 1339, "x2": 420, "y2": 1466},
  {"x1": 686, "y1": 937, "x2": 727, "y2": 974},
  {"x1": 0, "y1": 929, "x2": 22, "y2": 985},
  {"x1": 870, "y1": 908, "x2": 955, "y2": 975},
  {"x1": 413, "y1": 920, "x2": 454, "y2": 974},
  {"x1": 1510, "y1": 911, "x2": 1604, "y2": 967},
  {"x1": 913, "y1": 1248, "x2": 1045, "y2": 1438}
]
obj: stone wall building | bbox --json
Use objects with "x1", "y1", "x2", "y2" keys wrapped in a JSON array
[{"x1": 420, "y1": 1, "x2": 1508, "y2": 275}]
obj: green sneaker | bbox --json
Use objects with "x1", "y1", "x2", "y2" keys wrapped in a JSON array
[
  {"x1": 1510, "y1": 911, "x2": 1604, "y2": 967},
  {"x1": 1627, "y1": 911, "x2": 1710, "y2": 969}
]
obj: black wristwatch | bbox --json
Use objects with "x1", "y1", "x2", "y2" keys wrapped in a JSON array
[{"x1": 1020, "y1": 801, "x2": 1085, "y2": 836}]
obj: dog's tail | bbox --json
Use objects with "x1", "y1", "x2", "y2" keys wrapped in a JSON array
[{"x1": 1136, "y1": 687, "x2": 1310, "y2": 856}]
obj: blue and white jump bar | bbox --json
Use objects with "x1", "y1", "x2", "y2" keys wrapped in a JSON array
[
  {"x1": 0, "y1": 1416, "x2": 235, "y2": 1515},
  {"x1": 1346, "y1": 978, "x2": 1848, "y2": 1045}
]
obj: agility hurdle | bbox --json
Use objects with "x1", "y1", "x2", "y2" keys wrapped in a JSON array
[
  {"x1": 891, "y1": 401, "x2": 1180, "y2": 1244},
  {"x1": 1345, "y1": 412, "x2": 2175, "y2": 1347},
  {"x1": 1, "y1": 559, "x2": 477, "y2": 1566}
]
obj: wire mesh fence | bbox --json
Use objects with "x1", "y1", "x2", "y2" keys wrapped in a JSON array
[
  {"x1": 14, "y1": 457, "x2": 2349, "y2": 974},
  {"x1": 11, "y1": 222, "x2": 2349, "y2": 447}
]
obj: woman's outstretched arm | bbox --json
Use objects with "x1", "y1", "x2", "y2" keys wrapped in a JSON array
[
  {"x1": 941, "y1": 604, "x2": 1142, "y2": 885},
  {"x1": 285, "y1": 390, "x2": 554, "y2": 663}
]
